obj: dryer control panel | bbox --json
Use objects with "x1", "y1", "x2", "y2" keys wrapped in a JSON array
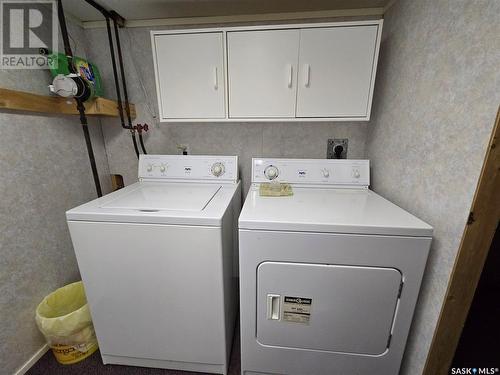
[
  {"x1": 252, "y1": 158, "x2": 369, "y2": 187},
  {"x1": 139, "y1": 155, "x2": 238, "y2": 182}
]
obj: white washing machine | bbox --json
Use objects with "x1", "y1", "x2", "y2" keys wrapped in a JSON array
[
  {"x1": 67, "y1": 155, "x2": 241, "y2": 374},
  {"x1": 239, "y1": 158, "x2": 432, "y2": 375}
]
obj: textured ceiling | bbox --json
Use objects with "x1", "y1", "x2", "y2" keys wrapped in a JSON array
[{"x1": 62, "y1": 0, "x2": 390, "y2": 22}]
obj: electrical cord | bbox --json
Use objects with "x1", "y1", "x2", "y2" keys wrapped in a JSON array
[
  {"x1": 138, "y1": 132, "x2": 147, "y2": 154},
  {"x1": 135, "y1": 124, "x2": 148, "y2": 154},
  {"x1": 131, "y1": 131, "x2": 140, "y2": 158}
]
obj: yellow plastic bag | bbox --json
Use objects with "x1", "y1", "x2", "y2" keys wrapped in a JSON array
[{"x1": 35, "y1": 281, "x2": 98, "y2": 365}]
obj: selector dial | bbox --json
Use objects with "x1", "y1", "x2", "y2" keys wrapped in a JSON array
[
  {"x1": 353, "y1": 169, "x2": 361, "y2": 178},
  {"x1": 146, "y1": 164, "x2": 153, "y2": 172},
  {"x1": 264, "y1": 165, "x2": 279, "y2": 180},
  {"x1": 322, "y1": 168, "x2": 330, "y2": 178},
  {"x1": 211, "y1": 162, "x2": 225, "y2": 177},
  {"x1": 160, "y1": 164, "x2": 167, "y2": 172}
]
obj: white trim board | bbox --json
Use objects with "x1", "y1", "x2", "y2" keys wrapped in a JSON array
[
  {"x1": 82, "y1": 8, "x2": 384, "y2": 29},
  {"x1": 148, "y1": 117, "x2": 374, "y2": 123},
  {"x1": 13, "y1": 344, "x2": 49, "y2": 375}
]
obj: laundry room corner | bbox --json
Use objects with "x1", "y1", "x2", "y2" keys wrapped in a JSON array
[
  {"x1": 83, "y1": 25, "x2": 370, "y2": 195},
  {"x1": 0, "y1": 17, "x2": 111, "y2": 375},
  {"x1": 82, "y1": 25, "x2": 178, "y2": 187},
  {"x1": 364, "y1": 0, "x2": 500, "y2": 374},
  {"x1": 2, "y1": 1, "x2": 498, "y2": 374}
]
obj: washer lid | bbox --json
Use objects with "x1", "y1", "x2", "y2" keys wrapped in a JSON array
[
  {"x1": 101, "y1": 183, "x2": 221, "y2": 212},
  {"x1": 66, "y1": 181, "x2": 239, "y2": 226}
]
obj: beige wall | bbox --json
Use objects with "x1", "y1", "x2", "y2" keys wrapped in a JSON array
[
  {"x1": 0, "y1": 21, "x2": 111, "y2": 374},
  {"x1": 366, "y1": 0, "x2": 500, "y2": 373}
]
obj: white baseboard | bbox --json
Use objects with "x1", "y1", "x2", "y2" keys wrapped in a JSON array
[{"x1": 13, "y1": 344, "x2": 49, "y2": 375}]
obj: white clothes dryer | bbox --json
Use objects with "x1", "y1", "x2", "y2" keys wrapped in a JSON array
[{"x1": 238, "y1": 158, "x2": 432, "y2": 375}]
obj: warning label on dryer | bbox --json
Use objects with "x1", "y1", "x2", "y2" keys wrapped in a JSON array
[{"x1": 282, "y1": 296, "x2": 312, "y2": 324}]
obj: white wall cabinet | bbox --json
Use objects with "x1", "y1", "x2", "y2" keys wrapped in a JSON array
[
  {"x1": 227, "y1": 30, "x2": 299, "y2": 118},
  {"x1": 151, "y1": 20, "x2": 382, "y2": 122},
  {"x1": 296, "y1": 26, "x2": 379, "y2": 118},
  {"x1": 152, "y1": 32, "x2": 225, "y2": 119}
]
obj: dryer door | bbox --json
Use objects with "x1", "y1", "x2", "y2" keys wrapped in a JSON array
[{"x1": 256, "y1": 262, "x2": 401, "y2": 355}]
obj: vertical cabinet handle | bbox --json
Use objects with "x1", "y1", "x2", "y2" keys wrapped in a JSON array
[
  {"x1": 304, "y1": 64, "x2": 311, "y2": 87},
  {"x1": 267, "y1": 294, "x2": 281, "y2": 320},
  {"x1": 287, "y1": 64, "x2": 293, "y2": 88},
  {"x1": 213, "y1": 67, "x2": 218, "y2": 90}
]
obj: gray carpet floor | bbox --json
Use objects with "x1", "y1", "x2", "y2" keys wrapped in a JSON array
[{"x1": 27, "y1": 328, "x2": 241, "y2": 375}]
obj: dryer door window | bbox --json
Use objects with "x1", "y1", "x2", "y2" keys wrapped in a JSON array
[{"x1": 256, "y1": 262, "x2": 401, "y2": 355}]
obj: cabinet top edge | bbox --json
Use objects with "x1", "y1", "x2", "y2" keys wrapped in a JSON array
[{"x1": 150, "y1": 19, "x2": 383, "y2": 36}]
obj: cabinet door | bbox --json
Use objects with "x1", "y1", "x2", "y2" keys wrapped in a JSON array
[
  {"x1": 296, "y1": 26, "x2": 378, "y2": 118},
  {"x1": 154, "y1": 32, "x2": 225, "y2": 119},
  {"x1": 227, "y1": 29, "x2": 299, "y2": 118}
]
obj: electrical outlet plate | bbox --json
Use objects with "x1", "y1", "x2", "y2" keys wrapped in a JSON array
[{"x1": 327, "y1": 139, "x2": 348, "y2": 159}]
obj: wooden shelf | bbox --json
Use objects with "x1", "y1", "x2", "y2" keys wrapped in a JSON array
[{"x1": 0, "y1": 88, "x2": 136, "y2": 119}]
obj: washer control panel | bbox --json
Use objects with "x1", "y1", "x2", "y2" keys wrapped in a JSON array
[
  {"x1": 252, "y1": 158, "x2": 369, "y2": 186},
  {"x1": 139, "y1": 155, "x2": 238, "y2": 182}
]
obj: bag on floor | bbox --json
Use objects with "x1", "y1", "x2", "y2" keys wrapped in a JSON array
[{"x1": 35, "y1": 281, "x2": 98, "y2": 364}]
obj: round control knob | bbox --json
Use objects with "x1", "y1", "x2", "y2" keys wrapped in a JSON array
[
  {"x1": 322, "y1": 169, "x2": 330, "y2": 178},
  {"x1": 211, "y1": 162, "x2": 225, "y2": 177},
  {"x1": 147, "y1": 164, "x2": 153, "y2": 172},
  {"x1": 160, "y1": 165, "x2": 166, "y2": 172},
  {"x1": 264, "y1": 165, "x2": 279, "y2": 180},
  {"x1": 353, "y1": 170, "x2": 361, "y2": 178}
]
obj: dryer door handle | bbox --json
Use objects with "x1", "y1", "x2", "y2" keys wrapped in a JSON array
[{"x1": 266, "y1": 294, "x2": 281, "y2": 320}]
